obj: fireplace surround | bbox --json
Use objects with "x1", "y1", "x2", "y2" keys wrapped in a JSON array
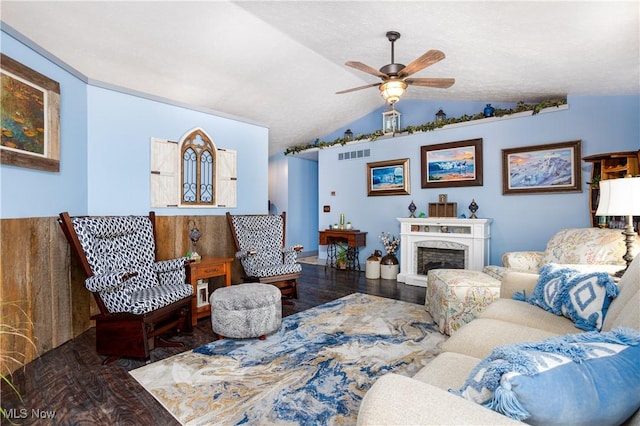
[{"x1": 397, "y1": 217, "x2": 492, "y2": 286}]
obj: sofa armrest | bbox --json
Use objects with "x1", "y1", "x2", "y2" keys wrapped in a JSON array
[
  {"x1": 502, "y1": 251, "x2": 543, "y2": 272},
  {"x1": 357, "y1": 373, "x2": 520, "y2": 425},
  {"x1": 500, "y1": 271, "x2": 540, "y2": 299}
]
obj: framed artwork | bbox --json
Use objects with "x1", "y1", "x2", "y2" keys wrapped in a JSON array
[
  {"x1": 421, "y1": 138, "x2": 483, "y2": 188},
  {"x1": 367, "y1": 158, "x2": 410, "y2": 196},
  {"x1": 1, "y1": 54, "x2": 60, "y2": 172},
  {"x1": 502, "y1": 140, "x2": 582, "y2": 195}
]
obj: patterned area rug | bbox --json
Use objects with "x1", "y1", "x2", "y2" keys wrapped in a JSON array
[{"x1": 130, "y1": 293, "x2": 445, "y2": 425}]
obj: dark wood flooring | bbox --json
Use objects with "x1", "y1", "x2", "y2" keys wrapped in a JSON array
[{"x1": 1, "y1": 264, "x2": 426, "y2": 425}]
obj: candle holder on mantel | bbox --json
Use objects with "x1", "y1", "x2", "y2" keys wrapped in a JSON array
[{"x1": 468, "y1": 199, "x2": 479, "y2": 219}]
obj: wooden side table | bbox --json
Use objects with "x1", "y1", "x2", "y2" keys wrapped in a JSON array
[{"x1": 185, "y1": 256, "x2": 234, "y2": 326}]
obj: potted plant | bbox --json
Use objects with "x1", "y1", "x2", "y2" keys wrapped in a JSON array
[{"x1": 335, "y1": 243, "x2": 348, "y2": 270}]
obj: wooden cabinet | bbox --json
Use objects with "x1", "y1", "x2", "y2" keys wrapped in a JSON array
[{"x1": 583, "y1": 151, "x2": 639, "y2": 228}]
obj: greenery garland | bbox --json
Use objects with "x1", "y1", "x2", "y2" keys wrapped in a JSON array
[{"x1": 284, "y1": 99, "x2": 567, "y2": 155}]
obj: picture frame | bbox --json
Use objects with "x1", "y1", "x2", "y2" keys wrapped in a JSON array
[
  {"x1": 196, "y1": 280, "x2": 209, "y2": 307},
  {"x1": 367, "y1": 158, "x2": 410, "y2": 196},
  {"x1": 502, "y1": 140, "x2": 582, "y2": 195},
  {"x1": 421, "y1": 138, "x2": 483, "y2": 188},
  {"x1": 1, "y1": 54, "x2": 61, "y2": 172}
]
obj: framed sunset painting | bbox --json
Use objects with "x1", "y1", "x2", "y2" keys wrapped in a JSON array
[
  {"x1": 502, "y1": 140, "x2": 582, "y2": 194},
  {"x1": 420, "y1": 138, "x2": 483, "y2": 188}
]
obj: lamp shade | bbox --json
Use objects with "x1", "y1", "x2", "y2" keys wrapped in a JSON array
[
  {"x1": 379, "y1": 80, "x2": 407, "y2": 104},
  {"x1": 596, "y1": 177, "x2": 640, "y2": 216}
]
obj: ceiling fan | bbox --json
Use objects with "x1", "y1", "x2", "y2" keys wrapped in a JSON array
[{"x1": 337, "y1": 31, "x2": 455, "y2": 104}]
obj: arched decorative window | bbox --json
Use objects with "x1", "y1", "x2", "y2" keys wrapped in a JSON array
[
  {"x1": 150, "y1": 128, "x2": 236, "y2": 208},
  {"x1": 181, "y1": 128, "x2": 216, "y2": 205}
]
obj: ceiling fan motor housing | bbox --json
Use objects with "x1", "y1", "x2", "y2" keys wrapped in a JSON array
[{"x1": 380, "y1": 63, "x2": 406, "y2": 76}]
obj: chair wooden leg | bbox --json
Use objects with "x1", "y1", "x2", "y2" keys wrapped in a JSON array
[{"x1": 156, "y1": 337, "x2": 185, "y2": 348}]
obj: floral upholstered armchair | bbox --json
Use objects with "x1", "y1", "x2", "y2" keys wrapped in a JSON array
[
  {"x1": 426, "y1": 227, "x2": 639, "y2": 336},
  {"x1": 483, "y1": 227, "x2": 639, "y2": 280},
  {"x1": 226, "y1": 212, "x2": 303, "y2": 299}
]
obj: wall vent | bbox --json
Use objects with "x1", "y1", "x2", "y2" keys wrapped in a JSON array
[{"x1": 338, "y1": 149, "x2": 371, "y2": 161}]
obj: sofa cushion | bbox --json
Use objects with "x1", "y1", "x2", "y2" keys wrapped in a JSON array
[
  {"x1": 603, "y1": 254, "x2": 640, "y2": 331},
  {"x1": 413, "y1": 352, "x2": 482, "y2": 391},
  {"x1": 453, "y1": 328, "x2": 640, "y2": 425},
  {"x1": 525, "y1": 264, "x2": 619, "y2": 331},
  {"x1": 357, "y1": 373, "x2": 520, "y2": 426},
  {"x1": 479, "y1": 299, "x2": 580, "y2": 335},
  {"x1": 442, "y1": 318, "x2": 560, "y2": 359}
]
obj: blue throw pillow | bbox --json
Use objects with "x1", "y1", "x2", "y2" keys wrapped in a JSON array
[
  {"x1": 452, "y1": 328, "x2": 640, "y2": 425},
  {"x1": 527, "y1": 263, "x2": 566, "y2": 314},
  {"x1": 521, "y1": 264, "x2": 618, "y2": 331}
]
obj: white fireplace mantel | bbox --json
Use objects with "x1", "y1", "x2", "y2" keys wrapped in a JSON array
[{"x1": 397, "y1": 217, "x2": 492, "y2": 287}]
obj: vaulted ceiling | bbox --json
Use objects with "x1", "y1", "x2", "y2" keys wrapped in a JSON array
[{"x1": 1, "y1": 1, "x2": 638, "y2": 155}]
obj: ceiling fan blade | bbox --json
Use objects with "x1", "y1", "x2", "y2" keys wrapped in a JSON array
[
  {"x1": 336, "y1": 82, "x2": 382, "y2": 94},
  {"x1": 345, "y1": 61, "x2": 388, "y2": 79},
  {"x1": 398, "y1": 50, "x2": 446, "y2": 78},
  {"x1": 405, "y1": 77, "x2": 455, "y2": 89}
]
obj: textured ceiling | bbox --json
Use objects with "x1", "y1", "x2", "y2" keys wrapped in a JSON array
[{"x1": 1, "y1": 1, "x2": 638, "y2": 155}]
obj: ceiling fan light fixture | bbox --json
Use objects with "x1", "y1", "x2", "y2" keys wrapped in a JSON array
[{"x1": 379, "y1": 80, "x2": 407, "y2": 104}]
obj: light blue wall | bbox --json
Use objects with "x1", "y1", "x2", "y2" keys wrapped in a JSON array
[
  {"x1": 1, "y1": 30, "x2": 88, "y2": 218},
  {"x1": 86, "y1": 86, "x2": 268, "y2": 216},
  {"x1": 316, "y1": 95, "x2": 640, "y2": 266},
  {"x1": 1, "y1": 28, "x2": 269, "y2": 219},
  {"x1": 287, "y1": 155, "x2": 318, "y2": 253},
  {"x1": 268, "y1": 152, "x2": 319, "y2": 252}
]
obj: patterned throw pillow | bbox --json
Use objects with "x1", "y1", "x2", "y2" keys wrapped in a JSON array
[
  {"x1": 521, "y1": 264, "x2": 618, "y2": 331},
  {"x1": 452, "y1": 328, "x2": 640, "y2": 424},
  {"x1": 527, "y1": 263, "x2": 566, "y2": 314},
  {"x1": 561, "y1": 270, "x2": 619, "y2": 331}
]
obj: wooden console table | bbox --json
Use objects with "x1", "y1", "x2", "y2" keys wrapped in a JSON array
[
  {"x1": 185, "y1": 256, "x2": 234, "y2": 326},
  {"x1": 318, "y1": 230, "x2": 367, "y2": 271}
]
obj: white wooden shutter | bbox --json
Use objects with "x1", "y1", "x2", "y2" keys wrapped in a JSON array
[
  {"x1": 150, "y1": 137, "x2": 179, "y2": 207},
  {"x1": 216, "y1": 148, "x2": 237, "y2": 207}
]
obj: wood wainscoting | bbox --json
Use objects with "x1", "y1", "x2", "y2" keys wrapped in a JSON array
[{"x1": 0, "y1": 214, "x2": 240, "y2": 375}]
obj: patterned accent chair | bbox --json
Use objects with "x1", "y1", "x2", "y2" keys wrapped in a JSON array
[
  {"x1": 58, "y1": 212, "x2": 194, "y2": 364},
  {"x1": 426, "y1": 227, "x2": 639, "y2": 336},
  {"x1": 226, "y1": 212, "x2": 302, "y2": 299}
]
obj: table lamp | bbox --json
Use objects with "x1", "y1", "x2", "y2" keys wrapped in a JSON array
[{"x1": 596, "y1": 176, "x2": 640, "y2": 275}]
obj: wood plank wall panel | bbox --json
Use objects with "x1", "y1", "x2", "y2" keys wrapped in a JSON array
[{"x1": 1, "y1": 214, "x2": 242, "y2": 374}]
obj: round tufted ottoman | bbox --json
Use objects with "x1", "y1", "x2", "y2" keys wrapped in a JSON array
[{"x1": 210, "y1": 283, "x2": 282, "y2": 339}]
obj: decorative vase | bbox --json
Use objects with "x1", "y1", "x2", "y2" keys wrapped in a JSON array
[
  {"x1": 483, "y1": 104, "x2": 495, "y2": 117},
  {"x1": 365, "y1": 252, "x2": 381, "y2": 279},
  {"x1": 380, "y1": 254, "x2": 399, "y2": 280}
]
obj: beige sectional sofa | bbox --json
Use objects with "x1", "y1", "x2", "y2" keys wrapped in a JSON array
[{"x1": 357, "y1": 254, "x2": 640, "y2": 425}]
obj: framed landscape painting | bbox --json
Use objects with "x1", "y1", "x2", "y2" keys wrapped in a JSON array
[
  {"x1": 421, "y1": 138, "x2": 483, "y2": 188},
  {"x1": 502, "y1": 140, "x2": 582, "y2": 195},
  {"x1": 367, "y1": 158, "x2": 410, "y2": 196},
  {"x1": 1, "y1": 54, "x2": 60, "y2": 172}
]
